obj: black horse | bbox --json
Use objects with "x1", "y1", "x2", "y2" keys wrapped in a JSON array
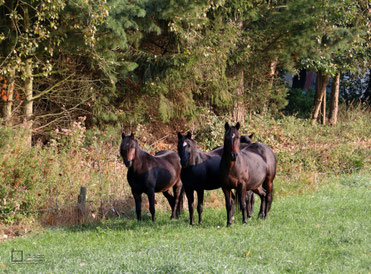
[
  {"x1": 177, "y1": 132, "x2": 255, "y2": 225},
  {"x1": 220, "y1": 122, "x2": 276, "y2": 226},
  {"x1": 240, "y1": 133, "x2": 254, "y2": 145},
  {"x1": 120, "y1": 132, "x2": 182, "y2": 221}
]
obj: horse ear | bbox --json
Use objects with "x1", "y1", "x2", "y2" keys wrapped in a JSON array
[
  {"x1": 249, "y1": 133, "x2": 254, "y2": 139},
  {"x1": 186, "y1": 132, "x2": 192, "y2": 139},
  {"x1": 177, "y1": 132, "x2": 182, "y2": 139},
  {"x1": 121, "y1": 125, "x2": 125, "y2": 139},
  {"x1": 235, "y1": 122, "x2": 240, "y2": 130},
  {"x1": 224, "y1": 122, "x2": 230, "y2": 131},
  {"x1": 130, "y1": 132, "x2": 134, "y2": 139}
]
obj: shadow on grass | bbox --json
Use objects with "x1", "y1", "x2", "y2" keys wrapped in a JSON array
[
  {"x1": 61, "y1": 206, "x2": 265, "y2": 233},
  {"x1": 63, "y1": 210, "x2": 206, "y2": 233}
]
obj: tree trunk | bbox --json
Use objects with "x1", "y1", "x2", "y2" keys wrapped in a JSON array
[
  {"x1": 312, "y1": 72, "x2": 322, "y2": 124},
  {"x1": 2, "y1": 68, "x2": 15, "y2": 126},
  {"x1": 232, "y1": 19, "x2": 245, "y2": 124},
  {"x1": 329, "y1": 72, "x2": 340, "y2": 125},
  {"x1": 23, "y1": 6, "x2": 33, "y2": 145},
  {"x1": 24, "y1": 58, "x2": 33, "y2": 146},
  {"x1": 233, "y1": 69, "x2": 245, "y2": 124},
  {"x1": 321, "y1": 86, "x2": 326, "y2": 125},
  {"x1": 312, "y1": 72, "x2": 329, "y2": 125}
]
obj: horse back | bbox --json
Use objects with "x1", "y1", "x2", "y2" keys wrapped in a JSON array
[
  {"x1": 128, "y1": 149, "x2": 181, "y2": 193},
  {"x1": 242, "y1": 143, "x2": 276, "y2": 179},
  {"x1": 239, "y1": 150, "x2": 268, "y2": 189},
  {"x1": 153, "y1": 150, "x2": 181, "y2": 172}
]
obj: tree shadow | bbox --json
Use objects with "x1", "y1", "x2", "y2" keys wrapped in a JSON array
[{"x1": 62, "y1": 208, "x2": 230, "y2": 233}]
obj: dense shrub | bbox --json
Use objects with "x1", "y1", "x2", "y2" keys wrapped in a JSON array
[{"x1": 284, "y1": 88, "x2": 316, "y2": 117}]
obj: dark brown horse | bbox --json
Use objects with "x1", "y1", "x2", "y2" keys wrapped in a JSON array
[
  {"x1": 243, "y1": 141, "x2": 276, "y2": 217},
  {"x1": 120, "y1": 132, "x2": 182, "y2": 221},
  {"x1": 177, "y1": 132, "x2": 255, "y2": 225},
  {"x1": 220, "y1": 122, "x2": 276, "y2": 226}
]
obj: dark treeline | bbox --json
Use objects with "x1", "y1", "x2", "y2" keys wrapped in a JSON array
[{"x1": 0, "y1": 0, "x2": 370, "y2": 138}]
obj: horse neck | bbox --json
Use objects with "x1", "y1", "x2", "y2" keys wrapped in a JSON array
[
  {"x1": 221, "y1": 146, "x2": 240, "y2": 170},
  {"x1": 132, "y1": 144, "x2": 147, "y2": 172},
  {"x1": 192, "y1": 147, "x2": 208, "y2": 165},
  {"x1": 221, "y1": 152, "x2": 231, "y2": 167}
]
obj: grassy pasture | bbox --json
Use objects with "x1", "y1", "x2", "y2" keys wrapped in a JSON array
[{"x1": 0, "y1": 173, "x2": 370, "y2": 273}]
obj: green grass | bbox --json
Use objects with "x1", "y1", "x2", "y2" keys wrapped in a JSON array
[{"x1": 0, "y1": 173, "x2": 370, "y2": 273}]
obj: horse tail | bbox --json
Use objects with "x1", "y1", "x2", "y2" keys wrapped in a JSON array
[
  {"x1": 232, "y1": 189, "x2": 240, "y2": 214},
  {"x1": 178, "y1": 185, "x2": 185, "y2": 214},
  {"x1": 174, "y1": 183, "x2": 184, "y2": 217}
]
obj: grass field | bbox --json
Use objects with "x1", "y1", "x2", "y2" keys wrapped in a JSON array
[{"x1": 0, "y1": 173, "x2": 370, "y2": 273}]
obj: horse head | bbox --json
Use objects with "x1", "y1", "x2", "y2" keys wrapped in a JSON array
[
  {"x1": 177, "y1": 131, "x2": 197, "y2": 168},
  {"x1": 240, "y1": 133, "x2": 254, "y2": 145},
  {"x1": 224, "y1": 122, "x2": 241, "y2": 161},
  {"x1": 120, "y1": 131, "x2": 137, "y2": 168}
]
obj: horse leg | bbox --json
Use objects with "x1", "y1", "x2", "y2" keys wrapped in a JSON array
[
  {"x1": 133, "y1": 192, "x2": 142, "y2": 221},
  {"x1": 163, "y1": 190, "x2": 175, "y2": 219},
  {"x1": 238, "y1": 185, "x2": 247, "y2": 224},
  {"x1": 162, "y1": 190, "x2": 175, "y2": 219},
  {"x1": 253, "y1": 186, "x2": 266, "y2": 219},
  {"x1": 172, "y1": 181, "x2": 182, "y2": 219},
  {"x1": 147, "y1": 189, "x2": 156, "y2": 222},
  {"x1": 196, "y1": 189, "x2": 204, "y2": 225},
  {"x1": 177, "y1": 185, "x2": 185, "y2": 216},
  {"x1": 185, "y1": 189, "x2": 195, "y2": 225},
  {"x1": 246, "y1": 190, "x2": 255, "y2": 218},
  {"x1": 223, "y1": 188, "x2": 233, "y2": 227},
  {"x1": 264, "y1": 178, "x2": 274, "y2": 218},
  {"x1": 231, "y1": 191, "x2": 236, "y2": 223}
]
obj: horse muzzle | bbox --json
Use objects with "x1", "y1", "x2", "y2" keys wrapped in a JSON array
[
  {"x1": 124, "y1": 159, "x2": 133, "y2": 168},
  {"x1": 230, "y1": 152, "x2": 238, "y2": 161}
]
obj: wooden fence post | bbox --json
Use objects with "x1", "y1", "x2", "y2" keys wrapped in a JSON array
[{"x1": 77, "y1": 186, "x2": 87, "y2": 224}]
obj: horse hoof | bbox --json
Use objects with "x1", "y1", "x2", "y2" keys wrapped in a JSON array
[
  {"x1": 226, "y1": 222, "x2": 232, "y2": 227},
  {"x1": 199, "y1": 221, "x2": 203, "y2": 225}
]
